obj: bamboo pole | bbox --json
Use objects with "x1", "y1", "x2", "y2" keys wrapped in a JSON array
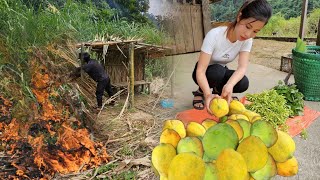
[
  {"x1": 75, "y1": 40, "x2": 139, "y2": 48},
  {"x1": 299, "y1": 0, "x2": 308, "y2": 40},
  {"x1": 170, "y1": 54, "x2": 175, "y2": 98},
  {"x1": 317, "y1": 19, "x2": 320, "y2": 46},
  {"x1": 80, "y1": 43, "x2": 84, "y2": 80},
  {"x1": 129, "y1": 42, "x2": 135, "y2": 108}
]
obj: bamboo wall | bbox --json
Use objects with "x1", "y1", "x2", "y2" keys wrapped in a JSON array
[
  {"x1": 161, "y1": 1, "x2": 206, "y2": 55},
  {"x1": 97, "y1": 50, "x2": 145, "y2": 84}
]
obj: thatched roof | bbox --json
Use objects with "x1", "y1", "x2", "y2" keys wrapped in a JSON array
[{"x1": 76, "y1": 40, "x2": 170, "y2": 59}]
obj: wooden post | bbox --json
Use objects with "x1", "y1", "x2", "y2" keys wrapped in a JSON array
[
  {"x1": 299, "y1": 0, "x2": 308, "y2": 40},
  {"x1": 129, "y1": 42, "x2": 135, "y2": 108},
  {"x1": 202, "y1": 0, "x2": 211, "y2": 36},
  {"x1": 317, "y1": 18, "x2": 320, "y2": 46},
  {"x1": 80, "y1": 43, "x2": 84, "y2": 80}
]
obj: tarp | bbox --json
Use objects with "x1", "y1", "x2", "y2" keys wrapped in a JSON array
[
  {"x1": 176, "y1": 98, "x2": 320, "y2": 137},
  {"x1": 286, "y1": 106, "x2": 320, "y2": 137}
]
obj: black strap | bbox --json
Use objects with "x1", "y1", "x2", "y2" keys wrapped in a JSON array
[{"x1": 192, "y1": 90, "x2": 203, "y2": 97}]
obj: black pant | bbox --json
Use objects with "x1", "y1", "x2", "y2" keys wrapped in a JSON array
[
  {"x1": 192, "y1": 63, "x2": 249, "y2": 95},
  {"x1": 96, "y1": 77, "x2": 114, "y2": 107}
]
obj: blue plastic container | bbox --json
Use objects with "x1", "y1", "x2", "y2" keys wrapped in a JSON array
[{"x1": 160, "y1": 99, "x2": 174, "y2": 108}]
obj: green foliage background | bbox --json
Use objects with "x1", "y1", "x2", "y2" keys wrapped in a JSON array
[{"x1": 211, "y1": 0, "x2": 320, "y2": 37}]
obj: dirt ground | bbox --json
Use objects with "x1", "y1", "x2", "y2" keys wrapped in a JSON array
[
  {"x1": 250, "y1": 39, "x2": 296, "y2": 70},
  {"x1": 63, "y1": 39, "x2": 298, "y2": 179}
]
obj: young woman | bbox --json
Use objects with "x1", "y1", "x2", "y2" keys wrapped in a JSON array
[{"x1": 192, "y1": 0, "x2": 272, "y2": 112}]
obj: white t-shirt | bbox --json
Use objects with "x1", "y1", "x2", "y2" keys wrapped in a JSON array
[{"x1": 201, "y1": 26, "x2": 253, "y2": 66}]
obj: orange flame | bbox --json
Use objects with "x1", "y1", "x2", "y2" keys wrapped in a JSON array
[{"x1": 0, "y1": 57, "x2": 110, "y2": 178}]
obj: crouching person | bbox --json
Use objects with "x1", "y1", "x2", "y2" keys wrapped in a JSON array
[{"x1": 70, "y1": 52, "x2": 115, "y2": 110}]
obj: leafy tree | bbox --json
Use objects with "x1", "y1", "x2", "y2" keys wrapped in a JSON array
[
  {"x1": 211, "y1": 0, "x2": 320, "y2": 21},
  {"x1": 307, "y1": 8, "x2": 320, "y2": 35},
  {"x1": 106, "y1": 0, "x2": 150, "y2": 23}
]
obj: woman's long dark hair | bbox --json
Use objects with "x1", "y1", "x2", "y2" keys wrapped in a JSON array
[{"x1": 227, "y1": 0, "x2": 272, "y2": 34}]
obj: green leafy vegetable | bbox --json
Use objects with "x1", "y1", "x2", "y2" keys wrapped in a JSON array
[
  {"x1": 300, "y1": 129, "x2": 308, "y2": 140},
  {"x1": 296, "y1": 37, "x2": 306, "y2": 53},
  {"x1": 245, "y1": 89, "x2": 292, "y2": 130},
  {"x1": 273, "y1": 81, "x2": 304, "y2": 116}
]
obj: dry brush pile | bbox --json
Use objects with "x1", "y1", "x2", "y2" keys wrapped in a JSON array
[{"x1": 0, "y1": 39, "x2": 110, "y2": 179}]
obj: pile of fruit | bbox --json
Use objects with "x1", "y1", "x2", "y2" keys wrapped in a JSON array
[{"x1": 152, "y1": 98, "x2": 298, "y2": 180}]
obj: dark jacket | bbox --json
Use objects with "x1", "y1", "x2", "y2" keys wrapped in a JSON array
[{"x1": 75, "y1": 59, "x2": 109, "y2": 82}]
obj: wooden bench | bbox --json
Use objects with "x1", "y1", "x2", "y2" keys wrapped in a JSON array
[{"x1": 113, "y1": 80, "x2": 151, "y2": 94}]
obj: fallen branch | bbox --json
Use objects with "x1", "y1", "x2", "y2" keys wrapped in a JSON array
[
  {"x1": 107, "y1": 132, "x2": 144, "y2": 144},
  {"x1": 97, "y1": 88, "x2": 125, "y2": 117}
]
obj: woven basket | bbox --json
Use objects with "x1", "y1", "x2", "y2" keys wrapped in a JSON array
[{"x1": 292, "y1": 46, "x2": 320, "y2": 101}]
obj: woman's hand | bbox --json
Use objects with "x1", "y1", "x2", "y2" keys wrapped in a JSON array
[
  {"x1": 221, "y1": 83, "x2": 234, "y2": 103},
  {"x1": 205, "y1": 94, "x2": 220, "y2": 114}
]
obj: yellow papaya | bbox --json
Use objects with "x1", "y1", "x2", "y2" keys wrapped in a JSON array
[
  {"x1": 160, "y1": 129, "x2": 181, "y2": 148},
  {"x1": 229, "y1": 114, "x2": 250, "y2": 121},
  {"x1": 268, "y1": 131, "x2": 295, "y2": 163},
  {"x1": 209, "y1": 98, "x2": 229, "y2": 118},
  {"x1": 201, "y1": 119, "x2": 217, "y2": 130},
  {"x1": 216, "y1": 149, "x2": 248, "y2": 180},
  {"x1": 241, "y1": 109, "x2": 261, "y2": 123},
  {"x1": 276, "y1": 156, "x2": 298, "y2": 177},
  {"x1": 163, "y1": 119, "x2": 186, "y2": 138},
  {"x1": 186, "y1": 122, "x2": 206, "y2": 137},
  {"x1": 152, "y1": 143, "x2": 176, "y2": 179},
  {"x1": 229, "y1": 100, "x2": 246, "y2": 114},
  {"x1": 226, "y1": 120, "x2": 244, "y2": 140},
  {"x1": 168, "y1": 153, "x2": 206, "y2": 180}
]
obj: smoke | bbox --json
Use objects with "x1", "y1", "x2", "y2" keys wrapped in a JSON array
[{"x1": 148, "y1": 0, "x2": 163, "y2": 16}]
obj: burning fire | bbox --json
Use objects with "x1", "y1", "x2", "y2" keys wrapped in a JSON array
[{"x1": 0, "y1": 60, "x2": 110, "y2": 179}]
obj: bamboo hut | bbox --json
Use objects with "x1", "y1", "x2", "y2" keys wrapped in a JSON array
[{"x1": 75, "y1": 40, "x2": 170, "y2": 108}]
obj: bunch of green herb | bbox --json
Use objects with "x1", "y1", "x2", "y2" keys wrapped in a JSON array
[
  {"x1": 296, "y1": 37, "x2": 306, "y2": 53},
  {"x1": 245, "y1": 89, "x2": 292, "y2": 129},
  {"x1": 273, "y1": 81, "x2": 304, "y2": 116}
]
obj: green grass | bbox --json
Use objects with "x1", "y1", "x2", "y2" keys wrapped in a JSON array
[
  {"x1": 89, "y1": 163, "x2": 137, "y2": 180},
  {"x1": 120, "y1": 144, "x2": 134, "y2": 156}
]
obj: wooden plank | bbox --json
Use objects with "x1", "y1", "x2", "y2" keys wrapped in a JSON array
[
  {"x1": 317, "y1": 19, "x2": 320, "y2": 46},
  {"x1": 299, "y1": 0, "x2": 308, "y2": 40},
  {"x1": 161, "y1": 1, "x2": 177, "y2": 55},
  {"x1": 163, "y1": 17, "x2": 177, "y2": 55},
  {"x1": 182, "y1": 4, "x2": 195, "y2": 52},
  {"x1": 191, "y1": 5, "x2": 204, "y2": 51},
  {"x1": 173, "y1": 5, "x2": 186, "y2": 54},
  {"x1": 202, "y1": 0, "x2": 212, "y2": 35}
]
